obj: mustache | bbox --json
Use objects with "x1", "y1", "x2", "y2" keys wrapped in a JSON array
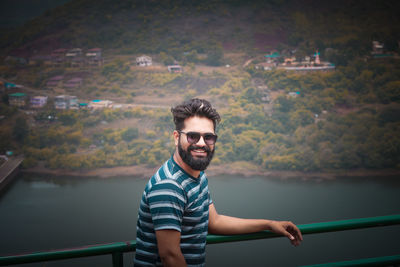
[{"x1": 188, "y1": 145, "x2": 211, "y2": 153}]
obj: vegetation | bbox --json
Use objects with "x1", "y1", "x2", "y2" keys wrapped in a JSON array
[{"x1": 0, "y1": 0, "x2": 399, "y2": 172}]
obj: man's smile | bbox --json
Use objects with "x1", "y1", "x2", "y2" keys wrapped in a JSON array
[{"x1": 191, "y1": 149, "x2": 207, "y2": 157}]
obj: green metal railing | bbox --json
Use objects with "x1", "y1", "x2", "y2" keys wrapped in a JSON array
[{"x1": 1, "y1": 214, "x2": 399, "y2": 266}]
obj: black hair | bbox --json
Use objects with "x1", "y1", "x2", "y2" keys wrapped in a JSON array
[{"x1": 171, "y1": 98, "x2": 221, "y2": 131}]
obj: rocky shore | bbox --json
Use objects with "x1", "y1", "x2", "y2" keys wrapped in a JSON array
[{"x1": 21, "y1": 163, "x2": 400, "y2": 180}]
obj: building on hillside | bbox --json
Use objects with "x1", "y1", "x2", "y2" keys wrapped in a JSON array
[
  {"x1": 45, "y1": 75, "x2": 64, "y2": 89},
  {"x1": 265, "y1": 51, "x2": 281, "y2": 63},
  {"x1": 86, "y1": 48, "x2": 103, "y2": 67},
  {"x1": 370, "y1": 41, "x2": 395, "y2": 59},
  {"x1": 255, "y1": 62, "x2": 277, "y2": 70},
  {"x1": 278, "y1": 50, "x2": 335, "y2": 72},
  {"x1": 71, "y1": 57, "x2": 84, "y2": 67},
  {"x1": 136, "y1": 55, "x2": 152, "y2": 66},
  {"x1": 79, "y1": 102, "x2": 89, "y2": 109},
  {"x1": 66, "y1": 48, "x2": 83, "y2": 67},
  {"x1": 88, "y1": 99, "x2": 113, "y2": 110},
  {"x1": 167, "y1": 65, "x2": 183, "y2": 73},
  {"x1": 283, "y1": 56, "x2": 296, "y2": 65},
  {"x1": 372, "y1": 41, "x2": 384, "y2": 55},
  {"x1": 30, "y1": 96, "x2": 48, "y2": 108},
  {"x1": 8, "y1": 93, "x2": 27, "y2": 107},
  {"x1": 64, "y1": 78, "x2": 82, "y2": 89},
  {"x1": 66, "y1": 48, "x2": 82, "y2": 58},
  {"x1": 288, "y1": 92, "x2": 300, "y2": 98},
  {"x1": 51, "y1": 48, "x2": 67, "y2": 66},
  {"x1": 4, "y1": 82, "x2": 18, "y2": 89},
  {"x1": 261, "y1": 92, "x2": 271, "y2": 103},
  {"x1": 54, "y1": 95, "x2": 78, "y2": 110},
  {"x1": 314, "y1": 51, "x2": 321, "y2": 65}
]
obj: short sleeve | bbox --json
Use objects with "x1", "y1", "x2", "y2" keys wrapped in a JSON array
[{"x1": 147, "y1": 179, "x2": 186, "y2": 232}]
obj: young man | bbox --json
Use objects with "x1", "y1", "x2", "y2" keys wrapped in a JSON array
[{"x1": 134, "y1": 98, "x2": 303, "y2": 266}]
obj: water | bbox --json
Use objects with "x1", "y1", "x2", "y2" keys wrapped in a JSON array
[{"x1": 0, "y1": 172, "x2": 399, "y2": 266}]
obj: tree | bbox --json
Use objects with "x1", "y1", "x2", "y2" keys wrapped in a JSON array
[
  {"x1": 205, "y1": 44, "x2": 224, "y2": 66},
  {"x1": 13, "y1": 116, "x2": 29, "y2": 142},
  {"x1": 122, "y1": 127, "x2": 139, "y2": 142},
  {"x1": 290, "y1": 109, "x2": 314, "y2": 129},
  {"x1": 58, "y1": 111, "x2": 78, "y2": 126}
]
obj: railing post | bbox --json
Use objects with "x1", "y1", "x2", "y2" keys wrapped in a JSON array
[{"x1": 112, "y1": 252, "x2": 123, "y2": 267}]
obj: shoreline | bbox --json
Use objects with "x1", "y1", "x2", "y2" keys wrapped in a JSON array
[{"x1": 21, "y1": 164, "x2": 400, "y2": 180}]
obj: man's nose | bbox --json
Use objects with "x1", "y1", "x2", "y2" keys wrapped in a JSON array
[{"x1": 196, "y1": 136, "x2": 207, "y2": 146}]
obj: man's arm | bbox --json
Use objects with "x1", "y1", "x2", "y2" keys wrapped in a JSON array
[
  {"x1": 208, "y1": 203, "x2": 303, "y2": 246},
  {"x1": 155, "y1": 229, "x2": 187, "y2": 267}
]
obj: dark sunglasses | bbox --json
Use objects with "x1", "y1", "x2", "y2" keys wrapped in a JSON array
[{"x1": 179, "y1": 131, "x2": 218, "y2": 145}]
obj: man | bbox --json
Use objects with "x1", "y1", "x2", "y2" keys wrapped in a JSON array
[{"x1": 134, "y1": 98, "x2": 302, "y2": 266}]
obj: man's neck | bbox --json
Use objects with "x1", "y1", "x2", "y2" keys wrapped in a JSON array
[{"x1": 173, "y1": 150, "x2": 200, "y2": 178}]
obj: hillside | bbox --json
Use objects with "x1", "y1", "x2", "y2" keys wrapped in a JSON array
[
  {"x1": 1, "y1": 0, "x2": 400, "y2": 59},
  {"x1": 0, "y1": 0, "x2": 400, "y2": 173}
]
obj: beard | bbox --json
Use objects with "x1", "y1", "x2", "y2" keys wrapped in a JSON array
[{"x1": 178, "y1": 138, "x2": 215, "y2": 171}]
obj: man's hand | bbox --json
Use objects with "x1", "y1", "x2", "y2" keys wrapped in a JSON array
[
  {"x1": 208, "y1": 204, "x2": 303, "y2": 247},
  {"x1": 268, "y1": 220, "x2": 303, "y2": 246}
]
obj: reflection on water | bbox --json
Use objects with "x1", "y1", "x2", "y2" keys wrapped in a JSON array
[
  {"x1": 0, "y1": 172, "x2": 399, "y2": 267},
  {"x1": 30, "y1": 181, "x2": 60, "y2": 189}
]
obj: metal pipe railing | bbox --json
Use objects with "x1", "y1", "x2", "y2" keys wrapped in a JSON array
[
  {"x1": 1, "y1": 214, "x2": 400, "y2": 266},
  {"x1": 300, "y1": 254, "x2": 400, "y2": 267}
]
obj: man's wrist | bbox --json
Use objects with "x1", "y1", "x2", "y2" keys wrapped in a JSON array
[{"x1": 264, "y1": 219, "x2": 276, "y2": 231}]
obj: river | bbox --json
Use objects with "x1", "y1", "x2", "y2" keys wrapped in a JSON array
[{"x1": 0, "y1": 172, "x2": 399, "y2": 266}]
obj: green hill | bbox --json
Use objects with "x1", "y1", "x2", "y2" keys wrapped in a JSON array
[
  {"x1": 1, "y1": 0, "x2": 400, "y2": 62},
  {"x1": 1, "y1": 0, "x2": 400, "y2": 173}
]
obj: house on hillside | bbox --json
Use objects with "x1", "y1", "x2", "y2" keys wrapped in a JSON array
[
  {"x1": 136, "y1": 55, "x2": 152, "y2": 66},
  {"x1": 64, "y1": 78, "x2": 82, "y2": 89},
  {"x1": 255, "y1": 62, "x2": 276, "y2": 70},
  {"x1": 168, "y1": 65, "x2": 183, "y2": 73},
  {"x1": 8, "y1": 93, "x2": 27, "y2": 107},
  {"x1": 54, "y1": 95, "x2": 78, "y2": 110},
  {"x1": 66, "y1": 48, "x2": 83, "y2": 67},
  {"x1": 288, "y1": 92, "x2": 300, "y2": 97},
  {"x1": 278, "y1": 50, "x2": 335, "y2": 72},
  {"x1": 283, "y1": 56, "x2": 296, "y2": 65},
  {"x1": 265, "y1": 51, "x2": 281, "y2": 63},
  {"x1": 88, "y1": 99, "x2": 113, "y2": 110},
  {"x1": 71, "y1": 57, "x2": 84, "y2": 67},
  {"x1": 46, "y1": 75, "x2": 64, "y2": 90},
  {"x1": 51, "y1": 48, "x2": 67, "y2": 66},
  {"x1": 30, "y1": 96, "x2": 48, "y2": 108},
  {"x1": 372, "y1": 41, "x2": 384, "y2": 55},
  {"x1": 86, "y1": 48, "x2": 103, "y2": 67}
]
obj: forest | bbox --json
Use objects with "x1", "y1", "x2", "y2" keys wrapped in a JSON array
[
  {"x1": 1, "y1": 57, "x2": 399, "y2": 171},
  {"x1": 0, "y1": 0, "x2": 399, "y2": 172}
]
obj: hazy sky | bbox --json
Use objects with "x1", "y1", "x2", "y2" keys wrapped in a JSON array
[{"x1": 0, "y1": 0, "x2": 71, "y2": 28}]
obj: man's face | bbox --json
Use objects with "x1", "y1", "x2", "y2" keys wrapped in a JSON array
[{"x1": 176, "y1": 116, "x2": 216, "y2": 171}]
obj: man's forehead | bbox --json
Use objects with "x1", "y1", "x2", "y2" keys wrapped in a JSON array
[{"x1": 183, "y1": 116, "x2": 214, "y2": 132}]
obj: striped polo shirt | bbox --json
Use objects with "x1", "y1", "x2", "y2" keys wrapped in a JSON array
[{"x1": 134, "y1": 157, "x2": 212, "y2": 266}]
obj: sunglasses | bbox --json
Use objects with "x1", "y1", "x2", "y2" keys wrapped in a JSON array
[{"x1": 179, "y1": 131, "x2": 218, "y2": 145}]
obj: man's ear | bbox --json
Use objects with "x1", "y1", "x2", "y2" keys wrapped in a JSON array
[{"x1": 173, "y1": 130, "x2": 179, "y2": 146}]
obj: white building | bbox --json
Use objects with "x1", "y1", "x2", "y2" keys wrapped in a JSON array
[
  {"x1": 54, "y1": 95, "x2": 78, "y2": 110},
  {"x1": 88, "y1": 99, "x2": 113, "y2": 110},
  {"x1": 136, "y1": 55, "x2": 152, "y2": 66}
]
